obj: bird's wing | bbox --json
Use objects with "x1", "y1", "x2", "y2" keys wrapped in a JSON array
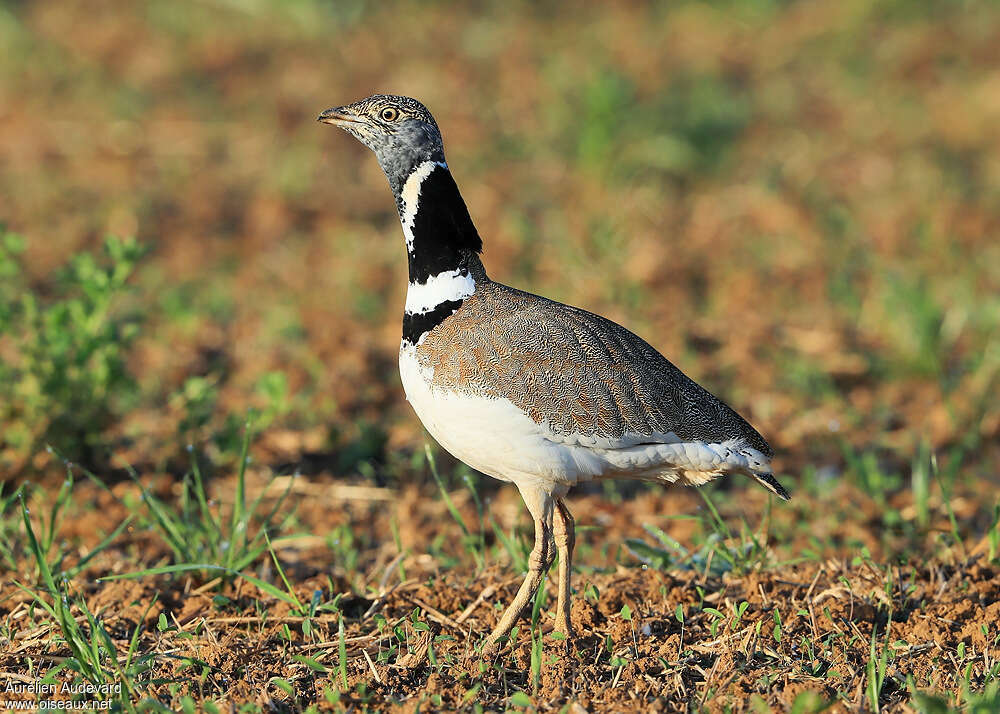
[{"x1": 417, "y1": 282, "x2": 773, "y2": 456}]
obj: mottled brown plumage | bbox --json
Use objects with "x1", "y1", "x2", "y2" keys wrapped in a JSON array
[{"x1": 417, "y1": 257, "x2": 772, "y2": 456}]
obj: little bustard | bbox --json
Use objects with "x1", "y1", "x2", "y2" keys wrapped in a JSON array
[{"x1": 318, "y1": 94, "x2": 789, "y2": 655}]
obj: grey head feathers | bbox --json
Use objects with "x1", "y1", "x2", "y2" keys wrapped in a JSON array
[{"x1": 318, "y1": 94, "x2": 445, "y2": 201}]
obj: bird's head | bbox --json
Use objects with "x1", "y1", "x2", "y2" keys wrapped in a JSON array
[{"x1": 318, "y1": 94, "x2": 445, "y2": 185}]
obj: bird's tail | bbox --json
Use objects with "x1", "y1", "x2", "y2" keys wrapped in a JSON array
[
  {"x1": 751, "y1": 471, "x2": 790, "y2": 501},
  {"x1": 725, "y1": 442, "x2": 791, "y2": 501}
]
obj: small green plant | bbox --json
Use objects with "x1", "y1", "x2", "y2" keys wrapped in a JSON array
[
  {"x1": 866, "y1": 627, "x2": 891, "y2": 712},
  {"x1": 338, "y1": 615, "x2": 349, "y2": 691},
  {"x1": 491, "y1": 513, "x2": 530, "y2": 573},
  {"x1": 173, "y1": 370, "x2": 292, "y2": 461},
  {"x1": 731, "y1": 600, "x2": 750, "y2": 630},
  {"x1": 7, "y1": 466, "x2": 130, "y2": 583},
  {"x1": 0, "y1": 483, "x2": 23, "y2": 570},
  {"x1": 530, "y1": 626, "x2": 543, "y2": 694},
  {"x1": 911, "y1": 439, "x2": 932, "y2": 528},
  {"x1": 102, "y1": 419, "x2": 300, "y2": 592},
  {"x1": 15, "y1": 497, "x2": 155, "y2": 711},
  {"x1": 843, "y1": 445, "x2": 902, "y2": 514},
  {"x1": 700, "y1": 490, "x2": 773, "y2": 574},
  {"x1": 254, "y1": 370, "x2": 292, "y2": 428},
  {"x1": 703, "y1": 607, "x2": 725, "y2": 638},
  {"x1": 624, "y1": 522, "x2": 687, "y2": 570},
  {"x1": 425, "y1": 444, "x2": 486, "y2": 571},
  {"x1": 628, "y1": 493, "x2": 775, "y2": 577},
  {"x1": 0, "y1": 232, "x2": 145, "y2": 472},
  {"x1": 509, "y1": 691, "x2": 534, "y2": 710}
]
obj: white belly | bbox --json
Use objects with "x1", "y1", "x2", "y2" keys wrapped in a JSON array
[
  {"x1": 398, "y1": 344, "x2": 586, "y2": 493},
  {"x1": 397, "y1": 344, "x2": 762, "y2": 493}
]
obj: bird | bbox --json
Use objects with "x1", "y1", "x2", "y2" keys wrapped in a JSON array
[{"x1": 318, "y1": 94, "x2": 789, "y2": 655}]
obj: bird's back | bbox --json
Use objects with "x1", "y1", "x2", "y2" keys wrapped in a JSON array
[{"x1": 415, "y1": 279, "x2": 772, "y2": 458}]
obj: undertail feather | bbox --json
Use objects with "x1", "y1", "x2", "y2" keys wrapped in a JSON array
[{"x1": 751, "y1": 471, "x2": 790, "y2": 501}]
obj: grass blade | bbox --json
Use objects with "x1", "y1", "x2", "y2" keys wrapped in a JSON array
[{"x1": 101, "y1": 564, "x2": 302, "y2": 609}]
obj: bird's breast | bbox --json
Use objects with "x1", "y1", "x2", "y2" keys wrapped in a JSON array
[{"x1": 399, "y1": 342, "x2": 589, "y2": 491}]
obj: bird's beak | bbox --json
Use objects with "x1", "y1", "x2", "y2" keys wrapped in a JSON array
[{"x1": 317, "y1": 107, "x2": 363, "y2": 126}]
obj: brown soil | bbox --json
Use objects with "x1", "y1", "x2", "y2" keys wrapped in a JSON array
[{"x1": 3, "y1": 472, "x2": 998, "y2": 712}]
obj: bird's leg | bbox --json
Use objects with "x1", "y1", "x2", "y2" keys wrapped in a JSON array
[
  {"x1": 482, "y1": 489, "x2": 554, "y2": 655},
  {"x1": 552, "y1": 498, "x2": 576, "y2": 641}
]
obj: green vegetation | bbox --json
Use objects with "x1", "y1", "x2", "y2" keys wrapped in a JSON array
[{"x1": 0, "y1": 233, "x2": 144, "y2": 472}]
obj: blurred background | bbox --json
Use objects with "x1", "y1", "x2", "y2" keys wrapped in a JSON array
[{"x1": 1, "y1": 0, "x2": 998, "y2": 493}]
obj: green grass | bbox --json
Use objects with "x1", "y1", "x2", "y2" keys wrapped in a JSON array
[
  {"x1": 102, "y1": 420, "x2": 300, "y2": 581},
  {"x1": 15, "y1": 494, "x2": 153, "y2": 712}
]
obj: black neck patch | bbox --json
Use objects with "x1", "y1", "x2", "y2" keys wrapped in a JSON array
[
  {"x1": 402, "y1": 165, "x2": 483, "y2": 284},
  {"x1": 402, "y1": 299, "x2": 464, "y2": 345}
]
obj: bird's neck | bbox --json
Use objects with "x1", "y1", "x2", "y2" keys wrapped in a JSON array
[{"x1": 393, "y1": 160, "x2": 486, "y2": 345}]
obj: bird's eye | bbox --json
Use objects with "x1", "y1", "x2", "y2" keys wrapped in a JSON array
[{"x1": 380, "y1": 107, "x2": 399, "y2": 122}]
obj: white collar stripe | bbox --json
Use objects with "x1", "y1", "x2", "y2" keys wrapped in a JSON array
[{"x1": 405, "y1": 269, "x2": 476, "y2": 314}]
